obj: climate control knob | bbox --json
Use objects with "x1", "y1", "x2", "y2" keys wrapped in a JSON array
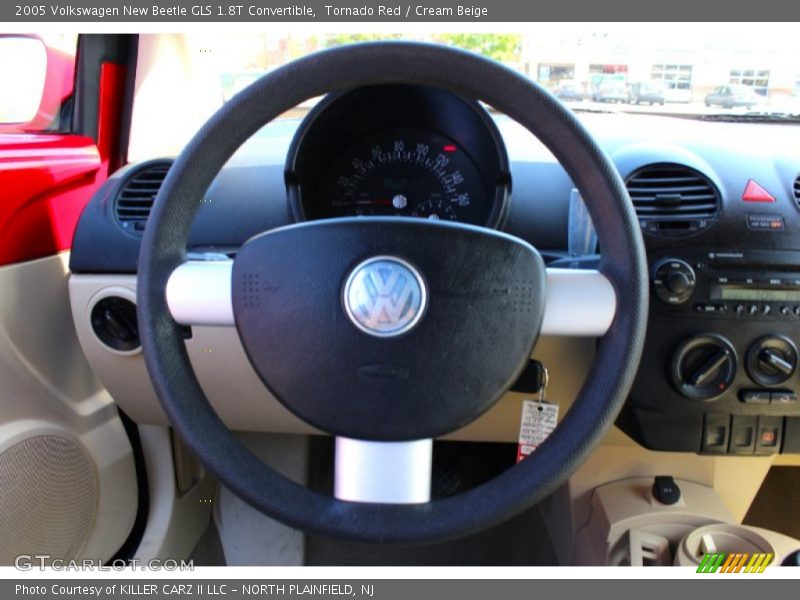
[
  {"x1": 671, "y1": 334, "x2": 737, "y2": 400},
  {"x1": 653, "y1": 259, "x2": 696, "y2": 305},
  {"x1": 746, "y1": 335, "x2": 798, "y2": 386}
]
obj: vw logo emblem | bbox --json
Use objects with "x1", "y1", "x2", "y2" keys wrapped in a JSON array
[{"x1": 343, "y1": 256, "x2": 427, "y2": 338}]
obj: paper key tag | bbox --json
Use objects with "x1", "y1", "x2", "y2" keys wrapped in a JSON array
[{"x1": 516, "y1": 399, "x2": 559, "y2": 462}]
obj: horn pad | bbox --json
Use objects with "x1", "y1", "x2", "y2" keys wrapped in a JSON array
[{"x1": 232, "y1": 218, "x2": 545, "y2": 440}]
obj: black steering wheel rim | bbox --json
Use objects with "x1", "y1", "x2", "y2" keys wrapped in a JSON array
[{"x1": 137, "y1": 41, "x2": 648, "y2": 544}]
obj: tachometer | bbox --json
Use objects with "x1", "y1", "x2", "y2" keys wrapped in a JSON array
[{"x1": 315, "y1": 128, "x2": 488, "y2": 224}]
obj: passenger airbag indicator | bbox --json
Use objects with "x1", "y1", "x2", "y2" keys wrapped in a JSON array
[{"x1": 747, "y1": 213, "x2": 785, "y2": 231}]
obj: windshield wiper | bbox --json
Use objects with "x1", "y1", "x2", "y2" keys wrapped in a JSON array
[{"x1": 699, "y1": 112, "x2": 800, "y2": 123}]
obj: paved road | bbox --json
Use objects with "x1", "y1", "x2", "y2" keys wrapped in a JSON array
[{"x1": 562, "y1": 97, "x2": 800, "y2": 117}]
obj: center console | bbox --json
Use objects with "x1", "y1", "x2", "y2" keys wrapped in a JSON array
[
  {"x1": 572, "y1": 477, "x2": 800, "y2": 566},
  {"x1": 620, "y1": 247, "x2": 800, "y2": 455}
]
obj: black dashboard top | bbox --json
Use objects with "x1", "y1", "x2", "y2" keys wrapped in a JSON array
[{"x1": 70, "y1": 103, "x2": 800, "y2": 275}]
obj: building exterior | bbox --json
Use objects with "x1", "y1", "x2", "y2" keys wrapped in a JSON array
[{"x1": 521, "y1": 26, "x2": 799, "y2": 102}]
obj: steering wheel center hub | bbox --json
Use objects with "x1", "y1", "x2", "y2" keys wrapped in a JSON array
[
  {"x1": 343, "y1": 256, "x2": 428, "y2": 338},
  {"x1": 231, "y1": 218, "x2": 546, "y2": 440}
]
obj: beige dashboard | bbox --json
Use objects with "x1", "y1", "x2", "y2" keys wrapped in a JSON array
[
  {"x1": 69, "y1": 273, "x2": 595, "y2": 441},
  {"x1": 70, "y1": 270, "x2": 800, "y2": 532}
]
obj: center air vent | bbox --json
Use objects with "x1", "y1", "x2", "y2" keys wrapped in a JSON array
[
  {"x1": 113, "y1": 161, "x2": 171, "y2": 235},
  {"x1": 793, "y1": 174, "x2": 800, "y2": 207},
  {"x1": 625, "y1": 164, "x2": 720, "y2": 237}
]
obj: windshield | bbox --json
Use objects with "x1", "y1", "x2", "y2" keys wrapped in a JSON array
[{"x1": 127, "y1": 26, "x2": 800, "y2": 160}]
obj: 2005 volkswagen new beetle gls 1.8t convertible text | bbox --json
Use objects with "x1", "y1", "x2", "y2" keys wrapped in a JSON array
[{"x1": 1, "y1": 29, "x2": 800, "y2": 567}]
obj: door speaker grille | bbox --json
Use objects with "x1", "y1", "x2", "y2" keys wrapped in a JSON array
[{"x1": 0, "y1": 435, "x2": 98, "y2": 565}]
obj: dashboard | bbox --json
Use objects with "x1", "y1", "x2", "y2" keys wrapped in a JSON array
[{"x1": 68, "y1": 84, "x2": 800, "y2": 455}]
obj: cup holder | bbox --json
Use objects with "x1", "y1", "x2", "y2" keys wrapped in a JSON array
[{"x1": 674, "y1": 523, "x2": 775, "y2": 567}]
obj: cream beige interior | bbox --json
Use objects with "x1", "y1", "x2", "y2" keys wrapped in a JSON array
[
  {"x1": 68, "y1": 271, "x2": 800, "y2": 566},
  {"x1": 5, "y1": 257, "x2": 794, "y2": 565},
  {"x1": 0, "y1": 254, "x2": 138, "y2": 563},
  {"x1": 568, "y1": 477, "x2": 800, "y2": 566},
  {"x1": 68, "y1": 273, "x2": 594, "y2": 438},
  {"x1": 38, "y1": 33, "x2": 799, "y2": 565}
]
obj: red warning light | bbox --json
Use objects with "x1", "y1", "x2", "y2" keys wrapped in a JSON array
[
  {"x1": 742, "y1": 179, "x2": 775, "y2": 203},
  {"x1": 443, "y1": 145, "x2": 457, "y2": 152}
]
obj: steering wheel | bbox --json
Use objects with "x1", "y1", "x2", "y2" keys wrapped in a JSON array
[{"x1": 137, "y1": 41, "x2": 648, "y2": 544}]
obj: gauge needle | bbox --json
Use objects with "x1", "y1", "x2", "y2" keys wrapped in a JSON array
[{"x1": 335, "y1": 199, "x2": 393, "y2": 206}]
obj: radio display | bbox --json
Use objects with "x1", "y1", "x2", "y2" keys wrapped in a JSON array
[{"x1": 713, "y1": 286, "x2": 800, "y2": 302}]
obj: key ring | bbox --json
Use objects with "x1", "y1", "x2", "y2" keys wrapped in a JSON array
[{"x1": 537, "y1": 366, "x2": 549, "y2": 410}]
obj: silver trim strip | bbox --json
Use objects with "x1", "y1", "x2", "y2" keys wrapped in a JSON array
[
  {"x1": 165, "y1": 260, "x2": 234, "y2": 326},
  {"x1": 165, "y1": 261, "x2": 617, "y2": 337},
  {"x1": 334, "y1": 437, "x2": 433, "y2": 504},
  {"x1": 541, "y1": 268, "x2": 617, "y2": 337}
]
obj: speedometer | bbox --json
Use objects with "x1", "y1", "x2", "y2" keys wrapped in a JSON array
[
  {"x1": 287, "y1": 84, "x2": 510, "y2": 228},
  {"x1": 315, "y1": 128, "x2": 488, "y2": 224}
]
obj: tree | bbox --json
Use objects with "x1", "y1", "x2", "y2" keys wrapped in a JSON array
[
  {"x1": 433, "y1": 34, "x2": 522, "y2": 65},
  {"x1": 324, "y1": 33, "x2": 404, "y2": 47}
]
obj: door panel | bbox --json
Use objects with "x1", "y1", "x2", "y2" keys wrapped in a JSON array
[
  {"x1": 0, "y1": 57, "x2": 127, "y2": 266},
  {"x1": 0, "y1": 253, "x2": 137, "y2": 563},
  {"x1": 0, "y1": 134, "x2": 101, "y2": 265},
  {"x1": 0, "y1": 34, "x2": 138, "y2": 564}
]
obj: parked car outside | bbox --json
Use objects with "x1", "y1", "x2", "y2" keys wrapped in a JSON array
[
  {"x1": 553, "y1": 79, "x2": 584, "y2": 101},
  {"x1": 628, "y1": 81, "x2": 665, "y2": 105},
  {"x1": 704, "y1": 84, "x2": 762, "y2": 109},
  {"x1": 593, "y1": 84, "x2": 629, "y2": 103}
]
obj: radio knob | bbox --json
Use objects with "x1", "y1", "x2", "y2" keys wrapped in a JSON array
[
  {"x1": 652, "y1": 259, "x2": 696, "y2": 305},
  {"x1": 666, "y1": 272, "x2": 691, "y2": 294}
]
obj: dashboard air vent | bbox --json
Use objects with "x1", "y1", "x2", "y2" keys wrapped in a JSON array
[
  {"x1": 113, "y1": 161, "x2": 171, "y2": 235},
  {"x1": 625, "y1": 164, "x2": 720, "y2": 237},
  {"x1": 794, "y1": 174, "x2": 800, "y2": 207}
]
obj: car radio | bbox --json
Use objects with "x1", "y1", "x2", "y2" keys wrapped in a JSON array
[
  {"x1": 620, "y1": 248, "x2": 800, "y2": 456},
  {"x1": 651, "y1": 250, "x2": 800, "y2": 321}
]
